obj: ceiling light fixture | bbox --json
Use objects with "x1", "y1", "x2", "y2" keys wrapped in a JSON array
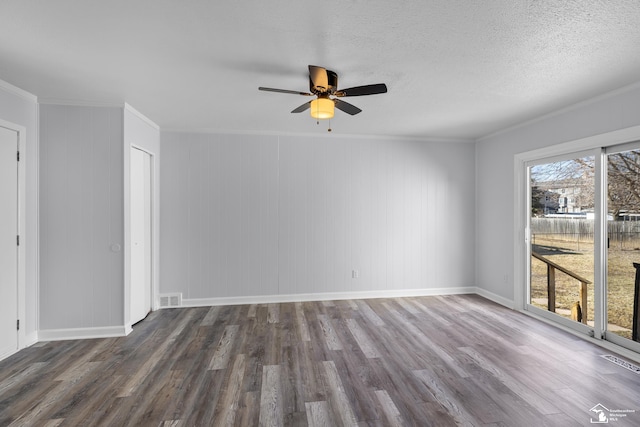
[{"x1": 310, "y1": 97, "x2": 334, "y2": 119}]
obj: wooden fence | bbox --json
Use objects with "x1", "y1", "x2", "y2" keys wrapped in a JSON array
[{"x1": 531, "y1": 218, "x2": 640, "y2": 248}]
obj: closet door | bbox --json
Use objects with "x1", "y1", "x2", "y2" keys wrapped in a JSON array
[
  {"x1": 0, "y1": 126, "x2": 18, "y2": 359},
  {"x1": 130, "y1": 147, "x2": 152, "y2": 324}
]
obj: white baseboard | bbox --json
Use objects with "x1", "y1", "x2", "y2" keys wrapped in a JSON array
[
  {"x1": 181, "y1": 286, "x2": 477, "y2": 308},
  {"x1": 474, "y1": 287, "x2": 515, "y2": 309},
  {"x1": 31, "y1": 287, "x2": 510, "y2": 342},
  {"x1": 38, "y1": 325, "x2": 130, "y2": 342},
  {"x1": 0, "y1": 332, "x2": 41, "y2": 363},
  {"x1": 0, "y1": 348, "x2": 18, "y2": 363},
  {"x1": 24, "y1": 331, "x2": 39, "y2": 347}
]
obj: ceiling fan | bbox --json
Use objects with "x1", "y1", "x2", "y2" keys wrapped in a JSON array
[{"x1": 259, "y1": 65, "x2": 387, "y2": 119}]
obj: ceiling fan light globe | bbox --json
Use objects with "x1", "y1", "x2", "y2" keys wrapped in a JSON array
[{"x1": 310, "y1": 98, "x2": 334, "y2": 119}]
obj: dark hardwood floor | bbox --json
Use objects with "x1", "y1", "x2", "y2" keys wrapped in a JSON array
[{"x1": 1, "y1": 295, "x2": 640, "y2": 426}]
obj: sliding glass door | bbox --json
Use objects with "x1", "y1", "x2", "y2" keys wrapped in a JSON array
[
  {"x1": 525, "y1": 142, "x2": 640, "y2": 353},
  {"x1": 528, "y1": 154, "x2": 596, "y2": 333}
]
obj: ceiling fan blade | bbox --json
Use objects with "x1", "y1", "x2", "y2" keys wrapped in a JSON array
[
  {"x1": 259, "y1": 87, "x2": 313, "y2": 96},
  {"x1": 291, "y1": 101, "x2": 312, "y2": 113},
  {"x1": 308, "y1": 65, "x2": 329, "y2": 91},
  {"x1": 335, "y1": 83, "x2": 387, "y2": 97},
  {"x1": 334, "y1": 99, "x2": 362, "y2": 115}
]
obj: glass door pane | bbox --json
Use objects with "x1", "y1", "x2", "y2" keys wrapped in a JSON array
[
  {"x1": 529, "y1": 156, "x2": 595, "y2": 327},
  {"x1": 606, "y1": 148, "x2": 640, "y2": 343}
]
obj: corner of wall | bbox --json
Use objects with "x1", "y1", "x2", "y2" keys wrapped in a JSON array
[{"x1": 474, "y1": 287, "x2": 515, "y2": 310}]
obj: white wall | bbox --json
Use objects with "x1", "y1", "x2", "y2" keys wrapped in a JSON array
[
  {"x1": 0, "y1": 80, "x2": 38, "y2": 346},
  {"x1": 123, "y1": 104, "x2": 160, "y2": 328},
  {"x1": 161, "y1": 132, "x2": 476, "y2": 303},
  {"x1": 475, "y1": 82, "x2": 640, "y2": 304},
  {"x1": 39, "y1": 105, "x2": 125, "y2": 333}
]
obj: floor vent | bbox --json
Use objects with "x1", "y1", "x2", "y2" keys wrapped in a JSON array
[
  {"x1": 601, "y1": 355, "x2": 640, "y2": 374},
  {"x1": 159, "y1": 293, "x2": 182, "y2": 308}
]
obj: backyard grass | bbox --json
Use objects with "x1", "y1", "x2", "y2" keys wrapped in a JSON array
[{"x1": 530, "y1": 235, "x2": 639, "y2": 340}]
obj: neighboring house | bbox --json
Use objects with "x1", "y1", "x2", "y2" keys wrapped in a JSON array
[
  {"x1": 534, "y1": 179, "x2": 592, "y2": 215},
  {"x1": 550, "y1": 185, "x2": 581, "y2": 213}
]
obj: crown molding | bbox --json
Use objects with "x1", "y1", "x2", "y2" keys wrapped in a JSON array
[
  {"x1": 477, "y1": 80, "x2": 640, "y2": 143},
  {"x1": 0, "y1": 78, "x2": 37, "y2": 103},
  {"x1": 124, "y1": 103, "x2": 160, "y2": 130},
  {"x1": 161, "y1": 127, "x2": 474, "y2": 144},
  {"x1": 38, "y1": 97, "x2": 123, "y2": 108}
]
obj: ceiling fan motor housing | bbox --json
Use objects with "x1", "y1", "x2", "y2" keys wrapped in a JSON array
[{"x1": 310, "y1": 69, "x2": 338, "y2": 94}]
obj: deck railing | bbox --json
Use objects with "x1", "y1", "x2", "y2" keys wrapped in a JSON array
[{"x1": 532, "y1": 251, "x2": 591, "y2": 324}]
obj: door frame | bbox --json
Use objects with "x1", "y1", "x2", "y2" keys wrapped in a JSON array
[
  {"x1": 514, "y1": 125, "x2": 640, "y2": 356},
  {"x1": 0, "y1": 118, "x2": 27, "y2": 355}
]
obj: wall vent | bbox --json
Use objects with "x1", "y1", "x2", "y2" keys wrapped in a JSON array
[
  {"x1": 601, "y1": 355, "x2": 640, "y2": 375},
  {"x1": 159, "y1": 293, "x2": 182, "y2": 308}
]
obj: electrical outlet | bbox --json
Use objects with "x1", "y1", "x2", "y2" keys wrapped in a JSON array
[{"x1": 352, "y1": 269, "x2": 359, "y2": 279}]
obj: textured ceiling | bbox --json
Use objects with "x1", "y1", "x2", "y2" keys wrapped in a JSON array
[{"x1": 1, "y1": 1, "x2": 640, "y2": 140}]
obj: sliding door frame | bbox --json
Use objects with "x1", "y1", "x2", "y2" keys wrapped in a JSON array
[
  {"x1": 602, "y1": 141, "x2": 640, "y2": 353},
  {"x1": 514, "y1": 126, "x2": 640, "y2": 352}
]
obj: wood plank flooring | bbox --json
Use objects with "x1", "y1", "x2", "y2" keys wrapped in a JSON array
[{"x1": 2, "y1": 295, "x2": 640, "y2": 426}]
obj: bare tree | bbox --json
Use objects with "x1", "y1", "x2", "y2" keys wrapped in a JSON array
[
  {"x1": 608, "y1": 150, "x2": 640, "y2": 219},
  {"x1": 530, "y1": 151, "x2": 640, "y2": 220},
  {"x1": 530, "y1": 157, "x2": 595, "y2": 213},
  {"x1": 531, "y1": 185, "x2": 546, "y2": 216}
]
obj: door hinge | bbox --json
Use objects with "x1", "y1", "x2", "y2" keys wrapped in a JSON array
[
  {"x1": 17, "y1": 235, "x2": 19, "y2": 246},
  {"x1": 17, "y1": 151, "x2": 20, "y2": 161},
  {"x1": 17, "y1": 319, "x2": 19, "y2": 331}
]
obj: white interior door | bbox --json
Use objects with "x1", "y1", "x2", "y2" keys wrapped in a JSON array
[
  {"x1": 0, "y1": 126, "x2": 18, "y2": 358},
  {"x1": 130, "y1": 147, "x2": 152, "y2": 324}
]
